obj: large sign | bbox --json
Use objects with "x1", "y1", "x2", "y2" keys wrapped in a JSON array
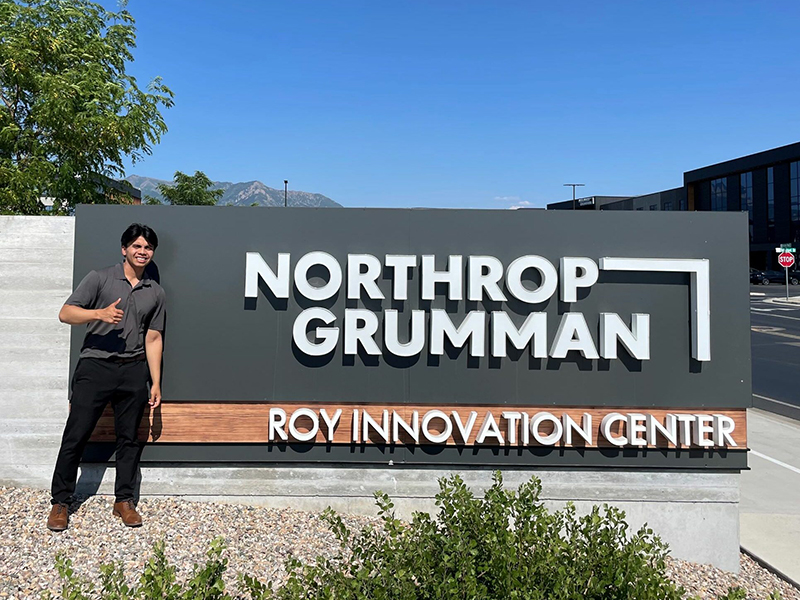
[{"x1": 73, "y1": 206, "x2": 751, "y2": 468}]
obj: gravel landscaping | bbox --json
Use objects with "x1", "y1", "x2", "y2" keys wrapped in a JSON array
[{"x1": 0, "y1": 486, "x2": 797, "y2": 600}]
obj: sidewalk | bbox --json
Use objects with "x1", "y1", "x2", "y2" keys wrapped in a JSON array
[{"x1": 740, "y1": 408, "x2": 800, "y2": 585}]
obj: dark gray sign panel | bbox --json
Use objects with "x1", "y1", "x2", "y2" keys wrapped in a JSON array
[{"x1": 71, "y1": 206, "x2": 751, "y2": 411}]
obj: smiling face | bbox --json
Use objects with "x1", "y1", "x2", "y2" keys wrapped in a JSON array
[{"x1": 121, "y1": 235, "x2": 155, "y2": 271}]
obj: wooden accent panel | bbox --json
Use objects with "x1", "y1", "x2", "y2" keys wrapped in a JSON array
[{"x1": 89, "y1": 403, "x2": 747, "y2": 449}]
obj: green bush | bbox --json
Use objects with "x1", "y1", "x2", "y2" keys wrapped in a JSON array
[
  {"x1": 253, "y1": 472, "x2": 684, "y2": 600},
  {"x1": 44, "y1": 473, "x2": 782, "y2": 600},
  {"x1": 43, "y1": 539, "x2": 230, "y2": 600}
]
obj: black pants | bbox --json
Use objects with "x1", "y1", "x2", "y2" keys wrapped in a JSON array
[{"x1": 51, "y1": 357, "x2": 149, "y2": 505}]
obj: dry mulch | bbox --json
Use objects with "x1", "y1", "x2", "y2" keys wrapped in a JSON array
[{"x1": 0, "y1": 487, "x2": 797, "y2": 599}]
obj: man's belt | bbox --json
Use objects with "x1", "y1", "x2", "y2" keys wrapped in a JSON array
[{"x1": 106, "y1": 354, "x2": 146, "y2": 364}]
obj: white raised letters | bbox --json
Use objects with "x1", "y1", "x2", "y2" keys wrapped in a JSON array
[{"x1": 245, "y1": 252, "x2": 707, "y2": 364}]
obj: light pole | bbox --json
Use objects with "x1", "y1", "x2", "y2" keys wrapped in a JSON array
[
  {"x1": 563, "y1": 183, "x2": 585, "y2": 210},
  {"x1": 284, "y1": 180, "x2": 288, "y2": 207}
]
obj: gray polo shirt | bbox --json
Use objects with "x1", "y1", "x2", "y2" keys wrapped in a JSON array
[{"x1": 65, "y1": 262, "x2": 166, "y2": 359}]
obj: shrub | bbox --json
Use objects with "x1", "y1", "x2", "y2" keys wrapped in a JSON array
[
  {"x1": 253, "y1": 472, "x2": 685, "y2": 600},
  {"x1": 45, "y1": 473, "x2": 779, "y2": 600},
  {"x1": 43, "y1": 538, "x2": 230, "y2": 600}
]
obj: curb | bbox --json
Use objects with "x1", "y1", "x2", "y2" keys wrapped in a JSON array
[
  {"x1": 752, "y1": 396, "x2": 800, "y2": 423},
  {"x1": 740, "y1": 546, "x2": 800, "y2": 591}
]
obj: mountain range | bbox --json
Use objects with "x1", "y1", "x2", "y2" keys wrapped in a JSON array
[{"x1": 124, "y1": 175, "x2": 341, "y2": 208}]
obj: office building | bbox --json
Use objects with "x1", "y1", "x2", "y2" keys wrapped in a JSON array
[{"x1": 547, "y1": 142, "x2": 800, "y2": 269}]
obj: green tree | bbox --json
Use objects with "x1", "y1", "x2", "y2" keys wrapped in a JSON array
[
  {"x1": 152, "y1": 170, "x2": 223, "y2": 206},
  {"x1": 0, "y1": 0, "x2": 173, "y2": 214}
]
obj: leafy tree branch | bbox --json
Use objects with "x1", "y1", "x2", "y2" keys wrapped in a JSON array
[{"x1": 0, "y1": 0, "x2": 173, "y2": 214}]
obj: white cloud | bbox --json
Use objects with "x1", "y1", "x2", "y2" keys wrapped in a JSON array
[
  {"x1": 508, "y1": 200, "x2": 531, "y2": 210},
  {"x1": 494, "y1": 195, "x2": 535, "y2": 209}
]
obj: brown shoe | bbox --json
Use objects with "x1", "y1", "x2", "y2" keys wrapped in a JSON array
[
  {"x1": 112, "y1": 500, "x2": 143, "y2": 527},
  {"x1": 47, "y1": 503, "x2": 69, "y2": 532}
]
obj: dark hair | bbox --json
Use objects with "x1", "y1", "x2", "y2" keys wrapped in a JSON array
[{"x1": 121, "y1": 223, "x2": 159, "y2": 249}]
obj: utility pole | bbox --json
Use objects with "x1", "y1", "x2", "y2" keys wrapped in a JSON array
[
  {"x1": 284, "y1": 180, "x2": 288, "y2": 207},
  {"x1": 563, "y1": 183, "x2": 585, "y2": 210}
]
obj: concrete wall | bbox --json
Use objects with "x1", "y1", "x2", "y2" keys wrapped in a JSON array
[
  {"x1": 0, "y1": 216, "x2": 73, "y2": 488},
  {"x1": 0, "y1": 216, "x2": 741, "y2": 572}
]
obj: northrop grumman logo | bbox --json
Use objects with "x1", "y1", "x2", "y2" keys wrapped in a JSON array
[{"x1": 244, "y1": 253, "x2": 710, "y2": 362}]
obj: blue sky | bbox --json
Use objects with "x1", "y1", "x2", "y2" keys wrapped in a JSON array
[{"x1": 119, "y1": 0, "x2": 800, "y2": 208}]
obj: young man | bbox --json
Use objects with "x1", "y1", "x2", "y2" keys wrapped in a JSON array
[{"x1": 47, "y1": 223, "x2": 166, "y2": 531}]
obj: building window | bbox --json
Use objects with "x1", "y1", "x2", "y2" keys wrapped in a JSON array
[
  {"x1": 768, "y1": 167, "x2": 774, "y2": 223},
  {"x1": 664, "y1": 201, "x2": 673, "y2": 211},
  {"x1": 741, "y1": 172, "x2": 753, "y2": 241},
  {"x1": 679, "y1": 197, "x2": 687, "y2": 211},
  {"x1": 792, "y1": 162, "x2": 800, "y2": 222},
  {"x1": 711, "y1": 178, "x2": 727, "y2": 211},
  {"x1": 649, "y1": 204, "x2": 657, "y2": 211},
  {"x1": 740, "y1": 172, "x2": 752, "y2": 214}
]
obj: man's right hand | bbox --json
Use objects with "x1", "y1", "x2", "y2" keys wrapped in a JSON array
[{"x1": 96, "y1": 298, "x2": 124, "y2": 324}]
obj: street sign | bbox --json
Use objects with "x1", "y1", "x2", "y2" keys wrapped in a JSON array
[
  {"x1": 776, "y1": 247, "x2": 796, "y2": 253},
  {"x1": 778, "y1": 252, "x2": 795, "y2": 300}
]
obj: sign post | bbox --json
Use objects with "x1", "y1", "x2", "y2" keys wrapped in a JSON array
[
  {"x1": 64, "y1": 206, "x2": 753, "y2": 573},
  {"x1": 778, "y1": 251, "x2": 795, "y2": 300}
]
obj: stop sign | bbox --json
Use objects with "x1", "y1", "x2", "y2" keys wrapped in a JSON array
[{"x1": 779, "y1": 252, "x2": 795, "y2": 268}]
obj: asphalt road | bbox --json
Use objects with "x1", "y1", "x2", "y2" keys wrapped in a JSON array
[
  {"x1": 749, "y1": 283, "x2": 800, "y2": 419},
  {"x1": 743, "y1": 284, "x2": 800, "y2": 584}
]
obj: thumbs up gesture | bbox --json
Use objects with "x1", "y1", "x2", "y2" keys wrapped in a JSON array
[{"x1": 97, "y1": 298, "x2": 124, "y2": 324}]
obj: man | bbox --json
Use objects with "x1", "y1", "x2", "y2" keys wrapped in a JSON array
[{"x1": 47, "y1": 223, "x2": 165, "y2": 531}]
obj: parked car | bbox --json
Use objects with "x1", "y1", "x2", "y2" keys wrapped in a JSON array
[{"x1": 751, "y1": 269, "x2": 800, "y2": 285}]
